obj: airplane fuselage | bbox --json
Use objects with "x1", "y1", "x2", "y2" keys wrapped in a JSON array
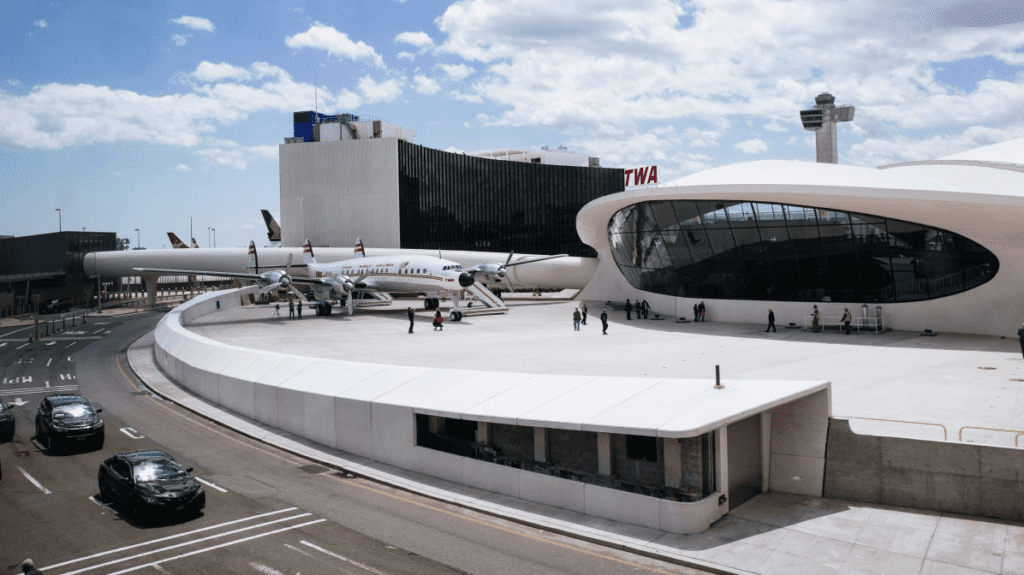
[{"x1": 306, "y1": 254, "x2": 474, "y2": 296}]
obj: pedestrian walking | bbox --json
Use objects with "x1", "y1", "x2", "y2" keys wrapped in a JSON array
[
  {"x1": 288, "y1": 300, "x2": 295, "y2": 319},
  {"x1": 841, "y1": 308, "x2": 852, "y2": 335},
  {"x1": 433, "y1": 309, "x2": 444, "y2": 331},
  {"x1": 407, "y1": 307, "x2": 415, "y2": 334},
  {"x1": 581, "y1": 303, "x2": 588, "y2": 325},
  {"x1": 20, "y1": 559, "x2": 43, "y2": 575},
  {"x1": 693, "y1": 303, "x2": 699, "y2": 322},
  {"x1": 698, "y1": 301, "x2": 706, "y2": 322},
  {"x1": 766, "y1": 308, "x2": 776, "y2": 332},
  {"x1": 811, "y1": 305, "x2": 821, "y2": 333},
  {"x1": 573, "y1": 309, "x2": 581, "y2": 331},
  {"x1": 273, "y1": 303, "x2": 281, "y2": 318},
  {"x1": 1018, "y1": 322, "x2": 1024, "y2": 359},
  {"x1": 601, "y1": 308, "x2": 609, "y2": 334},
  {"x1": 297, "y1": 300, "x2": 302, "y2": 319},
  {"x1": 625, "y1": 299, "x2": 633, "y2": 320},
  {"x1": 641, "y1": 299, "x2": 650, "y2": 319}
]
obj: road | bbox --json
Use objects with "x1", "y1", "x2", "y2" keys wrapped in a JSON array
[{"x1": 0, "y1": 311, "x2": 711, "y2": 575}]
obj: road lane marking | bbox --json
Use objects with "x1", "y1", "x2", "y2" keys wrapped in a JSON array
[
  {"x1": 102, "y1": 519, "x2": 327, "y2": 575},
  {"x1": 46, "y1": 358, "x2": 53, "y2": 367},
  {"x1": 301, "y1": 541, "x2": 392, "y2": 575},
  {"x1": 16, "y1": 343, "x2": 29, "y2": 350},
  {"x1": 119, "y1": 427, "x2": 145, "y2": 439},
  {"x1": 40, "y1": 507, "x2": 301, "y2": 571},
  {"x1": 0, "y1": 342, "x2": 6, "y2": 347},
  {"x1": 93, "y1": 329, "x2": 104, "y2": 335},
  {"x1": 46, "y1": 341, "x2": 56, "y2": 346},
  {"x1": 0, "y1": 385, "x2": 78, "y2": 397},
  {"x1": 328, "y1": 474, "x2": 679, "y2": 575},
  {"x1": 249, "y1": 563, "x2": 286, "y2": 575},
  {"x1": 17, "y1": 467, "x2": 52, "y2": 494},
  {"x1": 54, "y1": 513, "x2": 317, "y2": 575},
  {"x1": 66, "y1": 342, "x2": 78, "y2": 349},
  {"x1": 195, "y1": 477, "x2": 228, "y2": 493}
]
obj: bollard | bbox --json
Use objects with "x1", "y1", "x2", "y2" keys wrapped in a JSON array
[
  {"x1": 714, "y1": 364, "x2": 724, "y2": 389},
  {"x1": 28, "y1": 335, "x2": 32, "y2": 343}
]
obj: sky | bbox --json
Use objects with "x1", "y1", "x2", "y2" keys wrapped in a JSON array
[{"x1": 1, "y1": 0, "x2": 1022, "y2": 249}]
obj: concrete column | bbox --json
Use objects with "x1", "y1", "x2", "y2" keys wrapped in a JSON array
[
  {"x1": 144, "y1": 275, "x2": 159, "y2": 308},
  {"x1": 597, "y1": 432, "x2": 611, "y2": 476},
  {"x1": 761, "y1": 412, "x2": 772, "y2": 494},
  {"x1": 717, "y1": 426, "x2": 729, "y2": 509},
  {"x1": 476, "y1": 421, "x2": 489, "y2": 444},
  {"x1": 533, "y1": 427, "x2": 547, "y2": 463},
  {"x1": 663, "y1": 437, "x2": 682, "y2": 488},
  {"x1": 428, "y1": 416, "x2": 444, "y2": 435}
]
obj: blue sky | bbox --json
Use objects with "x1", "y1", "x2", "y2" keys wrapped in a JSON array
[{"x1": 1, "y1": 0, "x2": 1022, "y2": 249}]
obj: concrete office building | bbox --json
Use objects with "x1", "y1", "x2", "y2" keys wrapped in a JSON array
[
  {"x1": 279, "y1": 112, "x2": 623, "y2": 256},
  {"x1": 577, "y1": 136, "x2": 1024, "y2": 337}
]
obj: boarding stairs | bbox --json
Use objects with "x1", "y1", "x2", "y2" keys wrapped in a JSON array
[
  {"x1": 451, "y1": 283, "x2": 509, "y2": 319},
  {"x1": 352, "y1": 290, "x2": 394, "y2": 308}
]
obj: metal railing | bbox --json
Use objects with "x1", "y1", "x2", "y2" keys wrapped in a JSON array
[
  {"x1": 958, "y1": 426, "x2": 1024, "y2": 447},
  {"x1": 803, "y1": 314, "x2": 885, "y2": 333}
]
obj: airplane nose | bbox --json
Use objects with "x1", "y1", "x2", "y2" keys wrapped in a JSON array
[{"x1": 458, "y1": 272, "x2": 474, "y2": 287}]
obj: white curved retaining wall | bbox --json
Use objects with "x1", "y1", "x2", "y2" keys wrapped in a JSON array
[{"x1": 155, "y1": 288, "x2": 828, "y2": 534}]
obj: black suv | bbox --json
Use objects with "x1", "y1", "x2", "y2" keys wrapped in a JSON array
[
  {"x1": 40, "y1": 298, "x2": 72, "y2": 314},
  {"x1": 98, "y1": 450, "x2": 205, "y2": 520},
  {"x1": 0, "y1": 401, "x2": 14, "y2": 443},
  {"x1": 35, "y1": 394, "x2": 104, "y2": 452}
]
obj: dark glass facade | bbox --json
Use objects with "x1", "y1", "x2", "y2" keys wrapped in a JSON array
[
  {"x1": 398, "y1": 141, "x2": 624, "y2": 257},
  {"x1": 608, "y1": 200, "x2": 998, "y2": 303}
]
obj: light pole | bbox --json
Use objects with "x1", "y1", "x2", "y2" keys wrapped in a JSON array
[
  {"x1": 55, "y1": 208, "x2": 61, "y2": 232},
  {"x1": 212, "y1": 228, "x2": 216, "y2": 248},
  {"x1": 134, "y1": 228, "x2": 140, "y2": 249},
  {"x1": 208, "y1": 227, "x2": 211, "y2": 248}
]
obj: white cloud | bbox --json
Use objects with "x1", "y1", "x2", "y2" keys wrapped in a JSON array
[
  {"x1": 735, "y1": 138, "x2": 768, "y2": 154},
  {"x1": 358, "y1": 76, "x2": 403, "y2": 102},
  {"x1": 451, "y1": 90, "x2": 483, "y2": 104},
  {"x1": 34, "y1": 19, "x2": 46, "y2": 28},
  {"x1": 438, "y1": 63, "x2": 474, "y2": 81},
  {"x1": 683, "y1": 127, "x2": 721, "y2": 147},
  {"x1": 195, "y1": 143, "x2": 277, "y2": 170},
  {"x1": 175, "y1": 163, "x2": 192, "y2": 172},
  {"x1": 285, "y1": 23, "x2": 384, "y2": 67},
  {"x1": 412, "y1": 75, "x2": 441, "y2": 95},
  {"x1": 172, "y1": 34, "x2": 189, "y2": 46},
  {"x1": 396, "y1": 31, "x2": 433, "y2": 48},
  {"x1": 764, "y1": 119, "x2": 790, "y2": 133},
  {"x1": 0, "y1": 62, "x2": 355, "y2": 150},
  {"x1": 171, "y1": 15, "x2": 215, "y2": 32},
  {"x1": 397, "y1": 51, "x2": 416, "y2": 61},
  {"x1": 191, "y1": 62, "x2": 252, "y2": 83}
]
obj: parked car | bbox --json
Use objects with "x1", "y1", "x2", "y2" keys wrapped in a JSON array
[
  {"x1": 98, "y1": 450, "x2": 205, "y2": 520},
  {"x1": 40, "y1": 298, "x2": 73, "y2": 314},
  {"x1": 35, "y1": 394, "x2": 104, "y2": 452},
  {"x1": 0, "y1": 401, "x2": 14, "y2": 443}
]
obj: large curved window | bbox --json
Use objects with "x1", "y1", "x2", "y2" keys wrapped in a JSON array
[{"x1": 608, "y1": 201, "x2": 998, "y2": 303}]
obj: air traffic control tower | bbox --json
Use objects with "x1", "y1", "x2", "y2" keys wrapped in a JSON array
[{"x1": 799, "y1": 92, "x2": 854, "y2": 163}]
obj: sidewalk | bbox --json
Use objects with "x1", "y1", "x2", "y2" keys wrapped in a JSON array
[{"x1": 127, "y1": 330, "x2": 1024, "y2": 575}]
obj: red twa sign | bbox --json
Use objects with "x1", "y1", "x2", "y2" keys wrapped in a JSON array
[{"x1": 625, "y1": 165, "x2": 658, "y2": 187}]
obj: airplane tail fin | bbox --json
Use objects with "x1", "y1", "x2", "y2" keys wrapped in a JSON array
[
  {"x1": 261, "y1": 210, "x2": 281, "y2": 242},
  {"x1": 355, "y1": 237, "x2": 366, "y2": 258},
  {"x1": 191, "y1": 237, "x2": 199, "y2": 248},
  {"x1": 302, "y1": 238, "x2": 317, "y2": 265},
  {"x1": 247, "y1": 240, "x2": 258, "y2": 272},
  {"x1": 168, "y1": 232, "x2": 188, "y2": 249}
]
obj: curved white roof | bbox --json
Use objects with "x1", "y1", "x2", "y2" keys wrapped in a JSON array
[{"x1": 940, "y1": 136, "x2": 1024, "y2": 165}]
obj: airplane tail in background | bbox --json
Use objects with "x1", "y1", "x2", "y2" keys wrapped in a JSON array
[
  {"x1": 246, "y1": 240, "x2": 258, "y2": 272},
  {"x1": 191, "y1": 237, "x2": 200, "y2": 248},
  {"x1": 261, "y1": 210, "x2": 282, "y2": 242},
  {"x1": 168, "y1": 232, "x2": 189, "y2": 249},
  {"x1": 355, "y1": 238, "x2": 366, "y2": 258},
  {"x1": 302, "y1": 238, "x2": 317, "y2": 266}
]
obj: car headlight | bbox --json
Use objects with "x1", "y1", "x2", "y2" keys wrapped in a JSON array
[{"x1": 141, "y1": 495, "x2": 161, "y2": 504}]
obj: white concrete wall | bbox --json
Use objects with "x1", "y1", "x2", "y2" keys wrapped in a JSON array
[
  {"x1": 768, "y1": 388, "x2": 831, "y2": 496},
  {"x1": 279, "y1": 137, "x2": 401, "y2": 249},
  {"x1": 152, "y1": 288, "x2": 802, "y2": 534}
]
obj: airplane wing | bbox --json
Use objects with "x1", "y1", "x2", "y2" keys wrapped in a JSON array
[
  {"x1": 505, "y1": 254, "x2": 568, "y2": 266},
  {"x1": 134, "y1": 268, "x2": 269, "y2": 281}
]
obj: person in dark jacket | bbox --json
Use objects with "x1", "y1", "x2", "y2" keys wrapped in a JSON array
[
  {"x1": 297, "y1": 300, "x2": 302, "y2": 319},
  {"x1": 407, "y1": 307, "x2": 415, "y2": 334},
  {"x1": 693, "y1": 303, "x2": 699, "y2": 322},
  {"x1": 433, "y1": 309, "x2": 443, "y2": 331},
  {"x1": 641, "y1": 299, "x2": 649, "y2": 319},
  {"x1": 1018, "y1": 322, "x2": 1024, "y2": 359},
  {"x1": 573, "y1": 309, "x2": 581, "y2": 331},
  {"x1": 288, "y1": 300, "x2": 295, "y2": 319},
  {"x1": 601, "y1": 308, "x2": 609, "y2": 334},
  {"x1": 581, "y1": 303, "x2": 588, "y2": 325},
  {"x1": 624, "y1": 299, "x2": 633, "y2": 320},
  {"x1": 766, "y1": 308, "x2": 776, "y2": 332},
  {"x1": 698, "y1": 301, "x2": 706, "y2": 322}
]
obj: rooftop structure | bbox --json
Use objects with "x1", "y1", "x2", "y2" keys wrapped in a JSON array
[
  {"x1": 473, "y1": 147, "x2": 601, "y2": 168},
  {"x1": 799, "y1": 92, "x2": 855, "y2": 163}
]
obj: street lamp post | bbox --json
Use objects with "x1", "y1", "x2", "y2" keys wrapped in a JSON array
[
  {"x1": 208, "y1": 227, "x2": 211, "y2": 248},
  {"x1": 134, "y1": 228, "x2": 140, "y2": 249},
  {"x1": 212, "y1": 228, "x2": 216, "y2": 248},
  {"x1": 55, "y1": 208, "x2": 61, "y2": 232}
]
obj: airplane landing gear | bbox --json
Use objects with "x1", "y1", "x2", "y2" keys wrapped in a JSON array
[
  {"x1": 424, "y1": 298, "x2": 440, "y2": 310},
  {"x1": 315, "y1": 301, "x2": 333, "y2": 316},
  {"x1": 449, "y1": 310, "x2": 463, "y2": 322}
]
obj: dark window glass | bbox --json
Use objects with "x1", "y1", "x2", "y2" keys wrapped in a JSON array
[
  {"x1": 607, "y1": 200, "x2": 999, "y2": 303},
  {"x1": 626, "y1": 435, "x2": 658, "y2": 462}
]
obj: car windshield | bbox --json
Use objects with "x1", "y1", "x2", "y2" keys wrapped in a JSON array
[
  {"x1": 53, "y1": 404, "x2": 96, "y2": 418},
  {"x1": 133, "y1": 459, "x2": 187, "y2": 482}
]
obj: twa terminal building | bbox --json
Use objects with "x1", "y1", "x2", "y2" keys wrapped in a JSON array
[{"x1": 576, "y1": 137, "x2": 1024, "y2": 337}]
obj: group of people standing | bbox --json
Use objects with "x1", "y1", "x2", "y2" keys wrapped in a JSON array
[
  {"x1": 802, "y1": 305, "x2": 853, "y2": 334},
  {"x1": 287, "y1": 299, "x2": 303, "y2": 319},
  {"x1": 624, "y1": 299, "x2": 651, "y2": 320},
  {"x1": 692, "y1": 301, "x2": 706, "y2": 322},
  {"x1": 572, "y1": 303, "x2": 611, "y2": 334},
  {"x1": 406, "y1": 307, "x2": 445, "y2": 333}
]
